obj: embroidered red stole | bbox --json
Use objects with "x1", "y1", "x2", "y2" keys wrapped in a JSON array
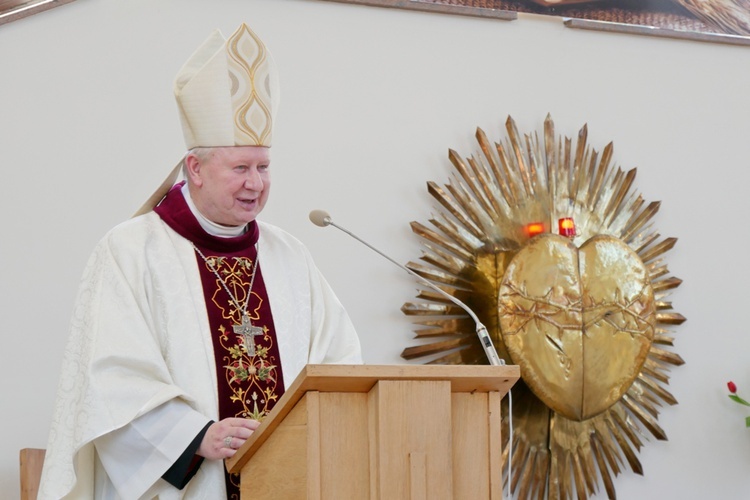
[{"x1": 155, "y1": 184, "x2": 285, "y2": 498}]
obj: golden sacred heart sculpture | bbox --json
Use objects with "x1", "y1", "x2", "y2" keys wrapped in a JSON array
[
  {"x1": 499, "y1": 233, "x2": 656, "y2": 421},
  {"x1": 401, "y1": 115, "x2": 685, "y2": 499}
]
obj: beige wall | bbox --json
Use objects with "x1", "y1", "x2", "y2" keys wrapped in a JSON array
[{"x1": 2, "y1": 0, "x2": 748, "y2": 497}]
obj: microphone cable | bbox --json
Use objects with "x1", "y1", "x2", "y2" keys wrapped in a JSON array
[{"x1": 507, "y1": 386, "x2": 513, "y2": 499}]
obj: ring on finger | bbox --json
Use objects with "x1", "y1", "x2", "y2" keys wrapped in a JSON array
[{"x1": 224, "y1": 436, "x2": 233, "y2": 447}]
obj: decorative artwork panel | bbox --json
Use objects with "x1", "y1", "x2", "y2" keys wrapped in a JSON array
[
  {"x1": 400, "y1": 115, "x2": 685, "y2": 499},
  {"x1": 321, "y1": 0, "x2": 750, "y2": 45}
]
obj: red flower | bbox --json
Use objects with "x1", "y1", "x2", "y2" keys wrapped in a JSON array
[{"x1": 728, "y1": 381, "x2": 738, "y2": 394}]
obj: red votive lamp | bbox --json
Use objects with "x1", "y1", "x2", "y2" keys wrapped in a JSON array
[
  {"x1": 558, "y1": 217, "x2": 576, "y2": 237},
  {"x1": 526, "y1": 222, "x2": 545, "y2": 238}
]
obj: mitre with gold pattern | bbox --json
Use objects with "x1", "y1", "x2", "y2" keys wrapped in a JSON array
[{"x1": 134, "y1": 22, "x2": 279, "y2": 216}]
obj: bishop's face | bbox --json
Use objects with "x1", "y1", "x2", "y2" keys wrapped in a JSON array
[{"x1": 187, "y1": 146, "x2": 271, "y2": 227}]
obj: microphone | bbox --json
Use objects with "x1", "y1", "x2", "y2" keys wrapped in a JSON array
[{"x1": 309, "y1": 209, "x2": 504, "y2": 367}]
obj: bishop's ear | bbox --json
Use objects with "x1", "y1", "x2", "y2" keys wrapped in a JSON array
[{"x1": 184, "y1": 153, "x2": 203, "y2": 187}]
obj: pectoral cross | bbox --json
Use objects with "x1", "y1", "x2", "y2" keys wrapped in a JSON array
[{"x1": 234, "y1": 315, "x2": 263, "y2": 356}]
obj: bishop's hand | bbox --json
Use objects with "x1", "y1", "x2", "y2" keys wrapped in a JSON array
[{"x1": 198, "y1": 417, "x2": 261, "y2": 460}]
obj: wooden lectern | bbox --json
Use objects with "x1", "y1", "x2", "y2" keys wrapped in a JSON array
[{"x1": 226, "y1": 364, "x2": 519, "y2": 499}]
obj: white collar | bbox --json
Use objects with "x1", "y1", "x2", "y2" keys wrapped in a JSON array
[{"x1": 180, "y1": 184, "x2": 247, "y2": 238}]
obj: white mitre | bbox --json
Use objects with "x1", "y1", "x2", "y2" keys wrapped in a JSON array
[{"x1": 134, "y1": 23, "x2": 280, "y2": 216}]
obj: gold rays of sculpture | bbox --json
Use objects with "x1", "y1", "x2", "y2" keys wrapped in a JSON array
[{"x1": 401, "y1": 115, "x2": 685, "y2": 499}]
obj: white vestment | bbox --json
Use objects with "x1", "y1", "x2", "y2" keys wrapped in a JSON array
[{"x1": 39, "y1": 212, "x2": 362, "y2": 499}]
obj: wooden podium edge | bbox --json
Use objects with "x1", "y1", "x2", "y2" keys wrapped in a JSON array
[{"x1": 227, "y1": 363, "x2": 519, "y2": 473}]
